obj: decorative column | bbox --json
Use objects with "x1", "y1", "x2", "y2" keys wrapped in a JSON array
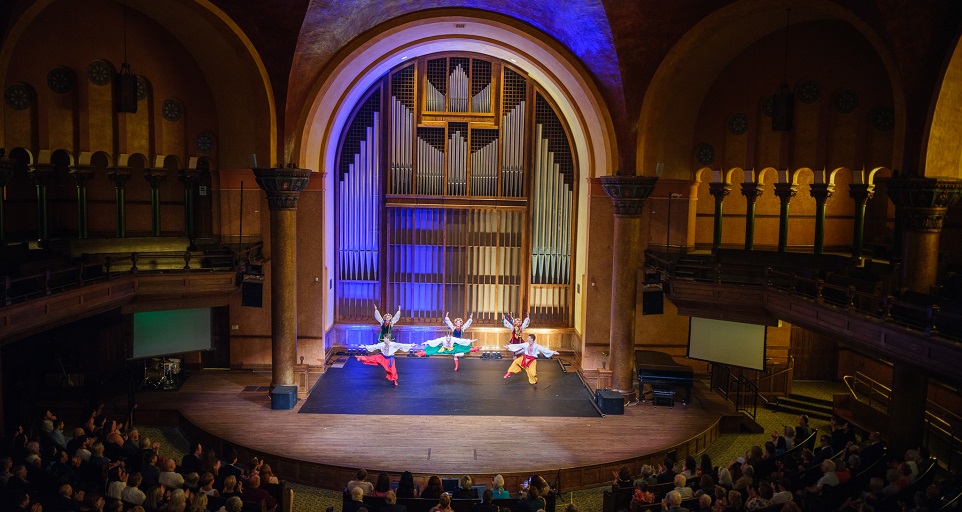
[
  {"x1": 848, "y1": 184, "x2": 875, "y2": 259},
  {"x1": 70, "y1": 166, "x2": 96, "y2": 239},
  {"x1": 144, "y1": 169, "x2": 167, "y2": 237},
  {"x1": 0, "y1": 151, "x2": 14, "y2": 242},
  {"x1": 885, "y1": 177, "x2": 962, "y2": 294},
  {"x1": 601, "y1": 174, "x2": 658, "y2": 400},
  {"x1": 28, "y1": 164, "x2": 54, "y2": 241},
  {"x1": 773, "y1": 183, "x2": 798, "y2": 252},
  {"x1": 740, "y1": 182, "x2": 764, "y2": 250},
  {"x1": 809, "y1": 183, "x2": 835, "y2": 254},
  {"x1": 179, "y1": 169, "x2": 201, "y2": 239},
  {"x1": 108, "y1": 168, "x2": 133, "y2": 237},
  {"x1": 708, "y1": 182, "x2": 731, "y2": 253},
  {"x1": 254, "y1": 166, "x2": 312, "y2": 410}
]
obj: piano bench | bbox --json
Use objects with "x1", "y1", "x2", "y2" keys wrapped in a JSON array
[{"x1": 651, "y1": 387, "x2": 675, "y2": 407}]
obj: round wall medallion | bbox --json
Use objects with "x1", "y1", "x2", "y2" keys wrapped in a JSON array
[
  {"x1": 196, "y1": 132, "x2": 215, "y2": 153},
  {"x1": 870, "y1": 105, "x2": 895, "y2": 131},
  {"x1": 87, "y1": 60, "x2": 113, "y2": 86},
  {"x1": 728, "y1": 113, "x2": 749, "y2": 135},
  {"x1": 5, "y1": 83, "x2": 32, "y2": 110},
  {"x1": 162, "y1": 98, "x2": 183, "y2": 122},
  {"x1": 833, "y1": 89, "x2": 859, "y2": 113},
  {"x1": 798, "y1": 80, "x2": 821, "y2": 104},
  {"x1": 136, "y1": 76, "x2": 149, "y2": 101},
  {"x1": 762, "y1": 95, "x2": 774, "y2": 117},
  {"x1": 47, "y1": 67, "x2": 75, "y2": 93},
  {"x1": 695, "y1": 144, "x2": 715, "y2": 166}
]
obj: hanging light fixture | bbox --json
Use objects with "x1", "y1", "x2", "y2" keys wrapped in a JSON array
[
  {"x1": 772, "y1": 8, "x2": 793, "y2": 131},
  {"x1": 114, "y1": 0, "x2": 138, "y2": 113}
]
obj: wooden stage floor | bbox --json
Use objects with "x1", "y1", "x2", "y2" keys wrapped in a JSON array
[{"x1": 135, "y1": 369, "x2": 731, "y2": 491}]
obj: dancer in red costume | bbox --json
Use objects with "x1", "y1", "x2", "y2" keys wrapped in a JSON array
[
  {"x1": 356, "y1": 333, "x2": 415, "y2": 386},
  {"x1": 502, "y1": 312, "x2": 530, "y2": 344}
]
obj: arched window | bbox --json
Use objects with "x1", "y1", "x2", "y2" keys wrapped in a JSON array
[{"x1": 336, "y1": 53, "x2": 576, "y2": 327}]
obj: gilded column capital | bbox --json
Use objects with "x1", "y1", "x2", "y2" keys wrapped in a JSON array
[
  {"x1": 253, "y1": 167, "x2": 313, "y2": 211},
  {"x1": 740, "y1": 182, "x2": 765, "y2": 204},
  {"x1": 773, "y1": 182, "x2": 798, "y2": 205},
  {"x1": 178, "y1": 169, "x2": 202, "y2": 190},
  {"x1": 600, "y1": 175, "x2": 658, "y2": 217},
  {"x1": 144, "y1": 168, "x2": 168, "y2": 189},
  {"x1": 809, "y1": 183, "x2": 835, "y2": 205},
  {"x1": 28, "y1": 163, "x2": 55, "y2": 186},
  {"x1": 69, "y1": 165, "x2": 96, "y2": 187},
  {"x1": 884, "y1": 177, "x2": 962, "y2": 233},
  {"x1": 107, "y1": 167, "x2": 133, "y2": 188},
  {"x1": 848, "y1": 183, "x2": 875, "y2": 205},
  {"x1": 708, "y1": 182, "x2": 731, "y2": 202}
]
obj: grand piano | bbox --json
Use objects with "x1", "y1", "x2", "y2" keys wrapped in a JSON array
[{"x1": 636, "y1": 350, "x2": 694, "y2": 405}]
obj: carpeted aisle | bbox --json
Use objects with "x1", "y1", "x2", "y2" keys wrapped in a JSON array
[{"x1": 299, "y1": 355, "x2": 600, "y2": 417}]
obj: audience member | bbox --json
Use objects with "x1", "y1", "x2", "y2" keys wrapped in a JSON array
[
  {"x1": 429, "y1": 492, "x2": 455, "y2": 512},
  {"x1": 663, "y1": 490, "x2": 690, "y2": 512},
  {"x1": 240, "y1": 474, "x2": 276, "y2": 510},
  {"x1": 374, "y1": 471, "x2": 393, "y2": 497},
  {"x1": 159, "y1": 457, "x2": 186, "y2": 490},
  {"x1": 470, "y1": 488, "x2": 499, "y2": 512},
  {"x1": 381, "y1": 489, "x2": 408, "y2": 512},
  {"x1": 454, "y1": 474, "x2": 479, "y2": 499},
  {"x1": 421, "y1": 475, "x2": 444, "y2": 500},
  {"x1": 344, "y1": 486, "x2": 367, "y2": 512},
  {"x1": 181, "y1": 442, "x2": 203, "y2": 475},
  {"x1": 614, "y1": 466, "x2": 634, "y2": 488},
  {"x1": 396, "y1": 471, "x2": 418, "y2": 498},
  {"x1": 349, "y1": 469, "x2": 376, "y2": 495},
  {"x1": 490, "y1": 474, "x2": 510, "y2": 499},
  {"x1": 122, "y1": 472, "x2": 147, "y2": 505}
]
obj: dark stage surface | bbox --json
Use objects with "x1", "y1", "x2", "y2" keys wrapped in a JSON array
[{"x1": 298, "y1": 355, "x2": 601, "y2": 417}]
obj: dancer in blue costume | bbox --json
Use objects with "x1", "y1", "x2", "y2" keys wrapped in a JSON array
[
  {"x1": 374, "y1": 304, "x2": 401, "y2": 342},
  {"x1": 444, "y1": 311, "x2": 474, "y2": 338}
]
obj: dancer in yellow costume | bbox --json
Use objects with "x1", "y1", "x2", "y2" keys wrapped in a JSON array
[{"x1": 503, "y1": 334, "x2": 557, "y2": 384}]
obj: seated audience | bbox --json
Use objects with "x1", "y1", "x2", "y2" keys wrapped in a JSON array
[
  {"x1": 344, "y1": 486, "x2": 367, "y2": 512},
  {"x1": 429, "y1": 492, "x2": 455, "y2": 512},
  {"x1": 471, "y1": 489, "x2": 499, "y2": 512},
  {"x1": 396, "y1": 471, "x2": 418, "y2": 498},
  {"x1": 421, "y1": 475, "x2": 444, "y2": 500},
  {"x1": 454, "y1": 474, "x2": 479, "y2": 499},
  {"x1": 490, "y1": 474, "x2": 510, "y2": 500},
  {"x1": 381, "y1": 489, "x2": 407, "y2": 512},
  {"x1": 240, "y1": 474, "x2": 276, "y2": 510},
  {"x1": 663, "y1": 490, "x2": 690, "y2": 512},
  {"x1": 349, "y1": 468, "x2": 376, "y2": 495},
  {"x1": 374, "y1": 471, "x2": 393, "y2": 497}
]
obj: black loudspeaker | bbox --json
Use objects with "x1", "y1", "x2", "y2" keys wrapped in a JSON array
[
  {"x1": 772, "y1": 84, "x2": 794, "y2": 131},
  {"x1": 596, "y1": 389, "x2": 624, "y2": 415},
  {"x1": 241, "y1": 280, "x2": 263, "y2": 307},
  {"x1": 114, "y1": 64, "x2": 138, "y2": 113},
  {"x1": 642, "y1": 289, "x2": 664, "y2": 315},
  {"x1": 270, "y1": 385, "x2": 297, "y2": 410}
]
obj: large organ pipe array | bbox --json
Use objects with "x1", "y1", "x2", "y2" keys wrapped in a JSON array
[
  {"x1": 337, "y1": 94, "x2": 382, "y2": 319},
  {"x1": 336, "y1": 54, "x2": 574, "y2": 326}
]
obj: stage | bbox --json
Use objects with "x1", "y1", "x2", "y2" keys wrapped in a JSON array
[{"x1": 134, "y1": 357, "x2": 731, "y2": 492}]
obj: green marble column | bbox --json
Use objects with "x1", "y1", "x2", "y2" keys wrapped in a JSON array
[
  {"x1": 28, "y1": 165, "x2": 54, "y2": 241},
  {"x1": 0, "y1": 152, "x2": 14, "y2": 242},
  {"x1": 740, "y1": 182, "x2": 764, "y2": 250},
  {"x1": 848, "y1": 184, "x2": 875, "y2": 258},
  {"x1": 70, "y1": 166, "x2": 95, "y2": 239},
  {"x1": 145, "y1": 169, "x2": 167, "y2": 237},
  {"x1": 601, "y1": 174, "x2": 658, "y2": 401},
  {"x1": 809, "y1": 183, "x2": 835, "y2": 255},
  {"x1": 773, "y1": 183, "x2": 798, "y2": 252},
  {"x1": 708, "y1": 182, "x2": 731, "y2": 253},
  {"x1": 108, "y1": 168, "x2": 133, "y2": 238},
  {"x1": 179, "y1": 169, "x2": 201, "y2": 239}
]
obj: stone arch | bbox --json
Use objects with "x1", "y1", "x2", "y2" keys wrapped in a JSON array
[
  {"x1": 757, "y1": 167, "x2": 779, "y2": 185},
  {"x1": 0, "y1": 0, "x2": 276, "y2": 169},
  {"x1": 295, "y1": 12, "x2": 617, "y2": 332},
  {"x1": 637, "y1": 0, "x2": 905, "y2": 181}
]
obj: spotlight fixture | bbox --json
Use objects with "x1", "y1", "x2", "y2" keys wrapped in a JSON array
[{"x1": 114, "y1": 0, "x2": 138, "y2": 113}]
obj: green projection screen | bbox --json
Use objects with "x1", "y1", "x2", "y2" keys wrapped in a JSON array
[
  {"x1": 132, "y1": 308, "x2": 212, "y2": 359},
  {"x1": 687, "y1": 316, "x2": 767, "y2": 371}
]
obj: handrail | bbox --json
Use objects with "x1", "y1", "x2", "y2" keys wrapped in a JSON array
[
  {"x1": 2, "y1": 243, "x2": 261, "y2": 307},
  {"x1": 645, "y1": 249, "x2": 962, "y2": 342}
]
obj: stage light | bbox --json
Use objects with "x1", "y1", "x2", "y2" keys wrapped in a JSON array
[
  {"x1": 408, "y1": 348, "x2": 416, "y2": 357},
  {"x1": 347, "y1": 348, "x2": 356, "y2": 356}
]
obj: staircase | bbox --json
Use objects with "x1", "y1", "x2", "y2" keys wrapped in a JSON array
[{"x1": 764, "y1": 392, "x2": 834, "y2": 421}]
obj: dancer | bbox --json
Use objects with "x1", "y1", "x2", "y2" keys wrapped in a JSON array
[
  {"x1": 444, "y1": 312, "x2": 473, "y2": 338},
  {"x1": 374, "y1": 304, "x2": 402, "y2": 342},
  {"x1": 502, "y1": 312, "x2": 530, "y2": 344},
  {"x1": 356, "y1": 333, "x2": 415, "y2": 386},
  {"x1": 421, "y1": 331, "x2": 477, "y2": 371},
  {"x1": 503, "y1": 333, "x2": 557, "y2": 384}
]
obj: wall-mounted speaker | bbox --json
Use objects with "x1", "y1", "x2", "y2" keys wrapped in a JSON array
[
  {"x1": 642, "y1": 289, "x2": 664, "y2": 315},
  {"x1": 772, "y1": 84, "x2": 794, "y2": 131},
  {"x1": 114, "y1": 63, "x2": 138, "y2": 114},
  {"x1": 241, "y1": 280, "x2": 263, "y2": 307}
]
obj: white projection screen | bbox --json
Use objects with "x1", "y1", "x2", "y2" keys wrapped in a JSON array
[
  {"x1": 687, "y1": 317, "x2": 767, "y2": 371},
  {"x1": 132, "y1": 308, "x2": 212, "y2": 359}
]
